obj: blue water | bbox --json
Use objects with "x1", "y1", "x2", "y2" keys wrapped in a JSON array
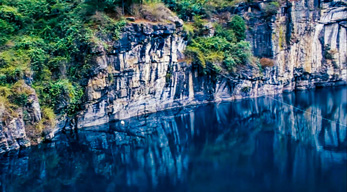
[{"x1": 1, "y1": 87, "x2": 346, "y2": 192}]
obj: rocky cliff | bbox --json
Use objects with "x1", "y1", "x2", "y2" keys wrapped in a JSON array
[
  {"x1": 77, "y1": 20, "x2": 281, "y2": 128},
  {"x1": 244, "y1": 0, "x2": 347, "y2": 90},
  {"x1": 0, "y1": 82, "x2": 42, "y2": 153},
  {"x1": 78, "y1": 20, "x2": 193, "y2": 128},
  {"x1": 77, "y1": 0, "x2": 347, "y2": 128},
  {"x1": 274, "y1": 0, "x2": 346, "y2": 90}
]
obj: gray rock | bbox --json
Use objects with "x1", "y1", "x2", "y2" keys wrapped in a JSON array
[
  {"x1": 0, "y1": 117, "x2": 31, "y2": 153},
  {"x1": 0, "y1": 82, "x2": 40, "y2": 154},
  {"x1": 77, "y1": 1, "x2": 346, "y2": 129}
]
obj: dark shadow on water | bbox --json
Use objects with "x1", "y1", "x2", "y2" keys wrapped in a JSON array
[{"x1": 1, "y1": 86, "x2": 347, "y2": 192}]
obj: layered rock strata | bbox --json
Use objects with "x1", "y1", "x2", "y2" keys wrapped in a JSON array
[{"x1": 78, "y1": 0, "x2": 346, "y2": 127}]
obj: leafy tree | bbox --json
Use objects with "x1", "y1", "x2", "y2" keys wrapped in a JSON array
[
  {"x1": 0, "y1": 0, "x2": 127, "y2": 120},
  {"x1": 228, "y1": 15, "x2": 246, "y2": 42}
]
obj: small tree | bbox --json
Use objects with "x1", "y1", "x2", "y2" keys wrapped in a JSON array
[{"x1": 228, "y1": 15, "x2": 246, "y2": 42}]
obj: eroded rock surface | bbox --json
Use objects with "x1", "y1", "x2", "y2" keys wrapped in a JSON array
[
  {"x1": 0, "y1": 83, "x2": 40, "y2": 153},
  {"x1": 78, "y1": 1, "x2": 346, "y2": 128},
  {"x1": 244, "y1": 0, "x2": 347, "y2": 90}
]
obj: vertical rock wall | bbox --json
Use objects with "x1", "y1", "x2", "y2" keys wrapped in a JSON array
[
  {"x1": 245, "y1": 0, "x2": 347, "y2": 90},
  {"x1": 78, "y1": 22, "x2": 196, "y2": 128},
  {"x1": 78, "y1": 0, "x2": 347, "y2": 128},
  {"x1": 274, "y1": 1, "x2": 347, "y2": 90},
  {"x1": 0, "y1": 84, "x2": 41, "y2": 153}
]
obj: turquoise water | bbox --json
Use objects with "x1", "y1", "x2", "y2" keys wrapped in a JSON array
[{"x1": 1, "y1": 87, "x2": 346, "y2": 192}]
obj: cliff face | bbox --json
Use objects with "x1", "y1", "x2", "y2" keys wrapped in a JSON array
[
  {"x1": 245, "y1": 0, "x2": 347, "y2": 90},
  {"x1": 77, "y1": 21, "x2": 282, "y2": 128},
  {"x1": 274, "y1": 0, "x2": 346, "y2": 90},
  {"x1": 0, "y1": 84, "x2": 42, "y2": 153},
  {"x1": 77, "y1": 0, "x2": 346, "y2": 128},
  {"x1": 78, "y1": 21, "x2": 193, "y2": 127}
]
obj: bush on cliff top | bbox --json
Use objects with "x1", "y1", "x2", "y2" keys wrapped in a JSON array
[
  {"x1": 185, "y1": 15, "x2": 252, "y2": 74},
  {"x1": 163, "y1": 0, "x2": 245, "y2": 20}
]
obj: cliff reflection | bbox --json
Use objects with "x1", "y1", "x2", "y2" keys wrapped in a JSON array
[{"x1": 0, "y1": 87, "x2": 346, "y2": 192}]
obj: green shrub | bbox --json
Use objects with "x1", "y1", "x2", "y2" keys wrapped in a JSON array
[
  {"x1": 163, "y1": 0, "x2": 241, "y2": 20},
  {"x1": 215, "y1": 23, "x2": 236, "y2": 42},
  {"x1": 183, "y1": 22, "x2": 195, "y2": 38},
  {"x1": 173, "y1": 0, "x2": 206, "y2": 20},
  {"x1": 185, "y1": 46, "x2": 206, "y2": 68},
  {"x1": 47, "y1": 56, "x2": 69, "y2": 71},
  {"x1": 229, "y1": 41, "x2": 251, "y2": 64},
  {"x1": 228, "y1": 15, "x2": 246, "y2": 42},
  {"x1": 14, "y1": 36, "x2": 46, "y2": 50},
  {"x1": 186, "y1": 35, "x2": 251, "y2": 73},
  {"x1": 0, "y1": 49, "x2": 31, "y2": 83},
  {"x1": 35, "y1": 106, "x2": 56, "y2": 131},
  {"x1": 206, "y1": 51, "x2": 224, "y2": 64},
  {"x1": 0, "y1": 95, "x2": 19, "y2": 119},
  {"x1": 42, "y1": 107, "x2": 56, "y2": 128},
  {"x1": 0, "y1": 5, "x2": 24, "y2": 24},
  {"x1": 9, "y1": 80, "x2": 34, "y2": 107},
  {"x1": 0, "y1": 19, "x2": 15, "y2": 35},
  {"x1": 185, "y1": 12, "x2": 252, "y2": 74},
  {"x1": 0, "y1": 86, "x2": 11, "y2": 97},
  {"x1": 224, "y1": 56, "x2": 237, "y2": 71}
]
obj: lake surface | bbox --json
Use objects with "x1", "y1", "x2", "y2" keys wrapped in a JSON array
[{"x1": 1, "y1": 87, "x2": 347, "y2": 192}]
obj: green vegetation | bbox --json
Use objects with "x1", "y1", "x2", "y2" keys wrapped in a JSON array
[
  {"x1": 36, "y1": 107, "x2": 56, "y2": 132},
  {"x1": 163, "y1": 0, "x2": 244, "y2": 20},
  {"x1": 228, "y1": 15, "x2": 246, "y2": 42},
  {"x1": 159, "y1": 0, "x2": 277, "y2": 73},
  {"x1": 0, "y1": 0, "x2": 129, "y2": 137},
  {"x1": 185, "y1": 15, "x2": 252, "y2": 73}
]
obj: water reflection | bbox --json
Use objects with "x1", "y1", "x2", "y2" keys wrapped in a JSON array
[{"x1": 0, "y1": 87, "x2": 346, "y2": 192}]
